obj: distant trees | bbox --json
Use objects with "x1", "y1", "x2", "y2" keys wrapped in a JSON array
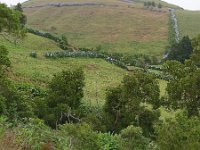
[
  {"x1": 144, "y1": 1, "x2": 162, "y2": 9},
  {"x1": 167, "y1": 36, "x2": 193, "y2": 63}
]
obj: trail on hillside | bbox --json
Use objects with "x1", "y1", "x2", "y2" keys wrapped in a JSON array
[{"x1": 163, "y1": 8, "x2": 180, "y2": 59}]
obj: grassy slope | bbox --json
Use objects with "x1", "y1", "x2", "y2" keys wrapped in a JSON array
[
  {"x1": 176, "y1": 10, "x2": 200, "y2": 38},
  {"x1": 23, "y1": 0, "x2": 169, "y2": 58},
  {"x1": 1, "y1": 34, "x2": 125, "y2": 105},
  {"x1": 1, "y1": 33, "x2": 167, "y2": 105}
]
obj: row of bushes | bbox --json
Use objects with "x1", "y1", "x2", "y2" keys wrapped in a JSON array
[
  {"x1": 44, "y1": 50, "x2": 128, "y2": 69},
  {"x1": 27, "y1": 28, "x2": 70, "y2": 50},
  {"x1": 28, "y1": 28, "x2": 160, "y2": 67}
]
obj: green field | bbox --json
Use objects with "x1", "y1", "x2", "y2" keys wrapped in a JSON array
[
  {"x1": 23, "y1": 0, "x2": 169, "y2": 58},
  {"x1": 176, "y1": 10, "x2": 200, "y2": 38},
  {"x1": 1, "y1": 34, "x2": 126, "y2": 105}
]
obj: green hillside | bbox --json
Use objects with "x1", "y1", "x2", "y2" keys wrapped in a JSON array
[
  {"x1": 23, "y1": 0, "x2": 169, "y2": 58},
  {"x1": 1, "y1": 33, "x2": 126, "y2": 105},
  {"x1": 176, "y1": 10, "x2": 200, "y2": 38}
]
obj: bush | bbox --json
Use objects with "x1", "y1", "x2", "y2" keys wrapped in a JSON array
[
  {"x1": 30, "y1": 52, "x2": 37, "y2": 58},
  {"x1": 120, "y1": 125, "x2": 150, "y2": 150}
]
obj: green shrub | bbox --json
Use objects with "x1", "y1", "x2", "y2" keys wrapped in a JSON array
[{"x1": 30, "y1": 52, "x2": 37, "y2": 58}]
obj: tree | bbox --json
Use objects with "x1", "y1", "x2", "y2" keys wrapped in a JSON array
[
  {"x1": 156, "y1": 113, "x2": 200, "y2": 150},
  {"x1": 158, "y1": 3, "x2": 162, "y2": 9},
  {"x1": 151, "y1": 1, "x2": 156, "y2": 7},
  {"x1": 147, "y1": 1, "x2": 152, "y2": 7},
  {"x1": 0, "y1": 3, "x2": 26, "y2": 44},
  {"x1": 45, "y1": 69, "x2": 85, "y2": 127},
  {"x1": 104, "y1": 71, "x2": 160, "y2": 133},
  {"x1": 163, "y1": 60, "x2": 200, "y2": 117},
  {"x1": 0, "y1": 3, "x2": 23, "y2": 33},
  {"x1": 14, "y1": 3, "x2": 27, "y2": 27},
  {"x1": 167, "y1": 36, "x2": 193, "y2": 63},
  {"x1": 144, "y1": 2, "x2": 147, "y2": 7},
  {"x1": 0, "y1": 4, "x2": 32, "y2": 120}
]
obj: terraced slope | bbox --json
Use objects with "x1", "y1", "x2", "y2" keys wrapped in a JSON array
[{"x1": 23, "y1": 0, "x2": 169, "y2": 58}]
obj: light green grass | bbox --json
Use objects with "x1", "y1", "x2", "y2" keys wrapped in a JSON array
[
  {"x1": 176, "y1": 10, "x2": 200, "y2": 38},
  {"x1": 1, "y1": 34, "x2": 125, "y2": 105}
]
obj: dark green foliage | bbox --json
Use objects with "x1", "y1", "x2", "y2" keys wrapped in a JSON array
[
  {"x1": 145, "y1": 1, "x2": 157, "y2": 8},
  {"x1": 120, "y1": 125, "x2": 150, "y2": 150},
  {"x1": 44, "y1": 69, "x2": 85, "y2": 127},
  {"x1": 163, "y1": 60, "x2": 200, "y2": 117},
  {"x1": 30, "y1": 52, "x2": 37, "y2": 58},
  {"x1": 0, "y1": 3, "x2": 20, "y2": 33},
  {"x1": 48, "y1": 69, "x2": 84, "y2": 109},
  {"x1": 167, "y1": 36, "x2": 193, "y2": 63},
  {"x1": 0, "y1": 77, "x2": 33, "y2": 120},
  {"x1": 97, "y1": 133, "x2": 120, "y2": 150},
  {"x1": 138, "y1": 109, "x2": 160, "y2": 137},
  {"x1": 151, "y1": 2, "x2": 155, "y2": 7},
  {"x1": 158, "y1": 3, "x2": 162, "y2": 9},
  {"x1": 45, "y1": 50, "x2": 128, "y2": 69},
  {"x1": 27, "y1": 28, "x2": 70, "y2": 50},
  {"x1": 0, "y1": 46, "x2": 33, "y2": 120},
  {"x1": 104, "y1": 71, "x2": 160, "y2": 133},
  {"x1": 59, "y1": 35, "x2": 69, "y2": 50},
  {"x1": 156, "y1": 113, "x2": 200, "y2": 150},
  {"x1": 59, "y1": 123, "x2": 100, "y2": 150},
  {"x1": 0, "y1": 46, "x2": 10, "y2": 67},
  {"x1": 14, "y1": 3, "x2": 27, "y2": 27}
]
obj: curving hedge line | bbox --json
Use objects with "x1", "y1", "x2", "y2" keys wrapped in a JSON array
[
  {"x1": 44, "y1": 50, "x2": 128, "y2": 69},
  {"x1": 27, "y1": 28, "x2": 70, "y2": 50},
  {"x1": 28, "y1": 28, "x2": 171, "y2": 80}
]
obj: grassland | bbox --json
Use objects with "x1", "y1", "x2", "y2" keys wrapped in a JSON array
[
  {"x1": 1, "y1": 33, "x2": 168, "y2": 106},
  {"x1": 1, "y1": 34, "x2": 125, "y2": 105},
  {"x1": 176, "y1": 10, "x2": 200, "y2": 38},
  {"x1": 23, "y1": 0, "x2": 169, "y2": 58}
]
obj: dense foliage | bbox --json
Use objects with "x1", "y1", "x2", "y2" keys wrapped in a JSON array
[
  {"x1": 104, "y1": 72, "x2": 160, "y2": 136},
  {"x1": 167, "y1": 36, "x2": 193, "y2": 63}
]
